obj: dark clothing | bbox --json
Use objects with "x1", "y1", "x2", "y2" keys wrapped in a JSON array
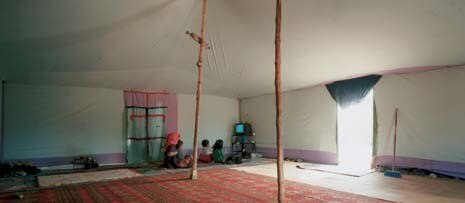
[{"x1": 164, "y1": 144, "x2": 180, "y2": 168}]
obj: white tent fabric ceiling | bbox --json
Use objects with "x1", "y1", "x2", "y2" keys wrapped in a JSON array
[{"x1": 1, "y1": 0, "x2": 465, "y2": 98}]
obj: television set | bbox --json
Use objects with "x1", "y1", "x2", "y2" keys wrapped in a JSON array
[{"x1": 235, "y1": 123, "x2": 244, "y2": 134}]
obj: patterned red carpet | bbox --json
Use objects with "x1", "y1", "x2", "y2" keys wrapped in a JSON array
[{"x1": 0, "y1": 168, "x2": 391, "y2": 202}]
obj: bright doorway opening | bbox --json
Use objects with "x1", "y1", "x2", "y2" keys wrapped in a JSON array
[{"x1": 337, "y1": 90, "x2": 374, "y2": 170}]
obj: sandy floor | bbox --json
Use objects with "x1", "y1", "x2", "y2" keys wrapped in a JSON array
[{"x1": 231, "y1": 160, "x2": 465, "y2": 203}]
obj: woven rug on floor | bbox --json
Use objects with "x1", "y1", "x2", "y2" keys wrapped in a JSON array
[
  {"x1": 2, "y1": 168, "x2": 392, "y2": 203},
  {"x1": 38, "y1": 169, "x2": 142, "y2": 187}
]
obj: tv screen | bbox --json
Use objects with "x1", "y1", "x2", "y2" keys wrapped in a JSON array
[{"x1": 236, "y1": 123, "x2": 244, "y2": 133}]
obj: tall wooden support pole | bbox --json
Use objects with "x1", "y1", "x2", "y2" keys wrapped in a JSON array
[
  {"x1": 274, "y1": 0, "x2": 285, "y2": 202},
  {"x1": 190, "y1": 0, "x2": 207, "y2": 180}
]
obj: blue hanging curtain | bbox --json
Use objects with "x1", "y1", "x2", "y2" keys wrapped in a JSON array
[
  {"x1": 326, "y1": 75, "x2": 382, "y2": 108},
  {"x1": 126, "y1": 107, "x2": 167, "y2": 164}
]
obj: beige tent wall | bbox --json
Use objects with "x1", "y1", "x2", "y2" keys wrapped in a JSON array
[
  {"x1": 240, "y1": 85, "x2": 337, "y2": 164},
  {"x1": 178, "y1": 94, "x2": 239, "y2": 153},
  {"x1": 3, "y1": 84, "x2": 239, "y2": 167},
  {"x1": 4, "y1": 83, "x2": 126, "y2": 166},
  {"x1": 239, "y1": 65, "x2": 465, "y2": 175},
  {"x1": 374, "y1": 66, "x2": 465, "y2": 177}
]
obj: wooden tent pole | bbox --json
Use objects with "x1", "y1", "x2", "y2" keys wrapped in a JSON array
[
  {"x1": 190, "y1": 0, "x2": 208, "y2": 180},
  {"x1": 274, "y1": 0, "x2": 285, "y2": 202}
]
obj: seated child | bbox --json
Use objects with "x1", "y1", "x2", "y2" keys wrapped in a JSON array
[
  {"x1": 176, "y1": 140, "x2": 185, "y2": 159},
  {"x1": 199, "y1": 139, "x2": 213, "y2": 162},
  {"x1": 176, "y1": 140, "x2": 193, "y2": 168},
  {"x1": 212, "y1": 139, "x2": 225, "y2": 163}
]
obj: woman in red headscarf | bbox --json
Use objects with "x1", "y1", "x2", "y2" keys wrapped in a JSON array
[{"x1": 164, "y1": 133, "x2": 192, "y2": 168}]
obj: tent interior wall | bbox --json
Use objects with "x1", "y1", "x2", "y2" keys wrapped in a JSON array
[
  {"x1": 240, "y1": 65, "x2": 465, "y2": 178},
  {"x1": 375, "y1": 66, "x2": 465, "y2": 178},
  {"x1": 4, "y1": 84, "x2": 125, "y2": 166},
  {"x1": 2, "y1": 83, "x2": 238, "y2": 167},
  {"x1": 240, "y1": 84, "x2": 338, "y2": 165}
]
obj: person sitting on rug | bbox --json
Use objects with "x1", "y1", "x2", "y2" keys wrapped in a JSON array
[
  {"x1": 165, "y1": 132, "x2": 180, "y2": 150},
  {"x1": 164, "y1": 140, "x2": 192, "y2": 168},
  {"x1": 164, "y1": 142, "x2": 180, "y2": 168},
  {"x1": 199, "y1": 139, "x2": 213, "y2": 162},
  {"x1": 176, "y1": 140, "x2": 193, "y2": 168},
  {"x1": 212, "y1": 139, "x2": 225, "y2": 164}
]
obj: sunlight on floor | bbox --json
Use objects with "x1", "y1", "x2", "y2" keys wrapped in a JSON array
[{"x1": 232, "y1": 160, "x2": 465, "y2": 203}]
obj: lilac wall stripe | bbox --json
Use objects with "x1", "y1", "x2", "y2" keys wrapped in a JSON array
[
  {"x1": 256, "y1": 147, "x2": 337, "y2": 165},
  {"x1": 93, "y1": 153, "x2": 126, "y2": 165},
  {"x1": 430, "y1": 170, "x2": 465, "y2": 179},
  {"x1": 376, "y1": 155, "x2": 465, "y2": 178},
  {"x1": 184, "y1": 147, "x2": 232, "y2": 156},
  {"x1": 7, "y1": 153, "x2": 126, "y2": 167}
]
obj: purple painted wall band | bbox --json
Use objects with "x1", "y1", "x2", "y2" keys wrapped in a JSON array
[
  {"x1": 6, "y1": 146, "x2": 232, "y2": 168},
  {"x1": 256, "y1": 147, "x2": 338, "y2": 165},
  {"x1": 7, "y1": 150, "x2": 465, "y2": 179},
  {"x1": 184, "y1": 147, "x2": 232, "y2": 156},
  {"x1": 255, "y1": 148, "x2": 465, "y2": 178},
  {"x1": 6, "y1": 153, "x2": 126, "y2": 167},
  {"x1": 376, "y1": 155, "x2": 465, "y2": 179}
]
